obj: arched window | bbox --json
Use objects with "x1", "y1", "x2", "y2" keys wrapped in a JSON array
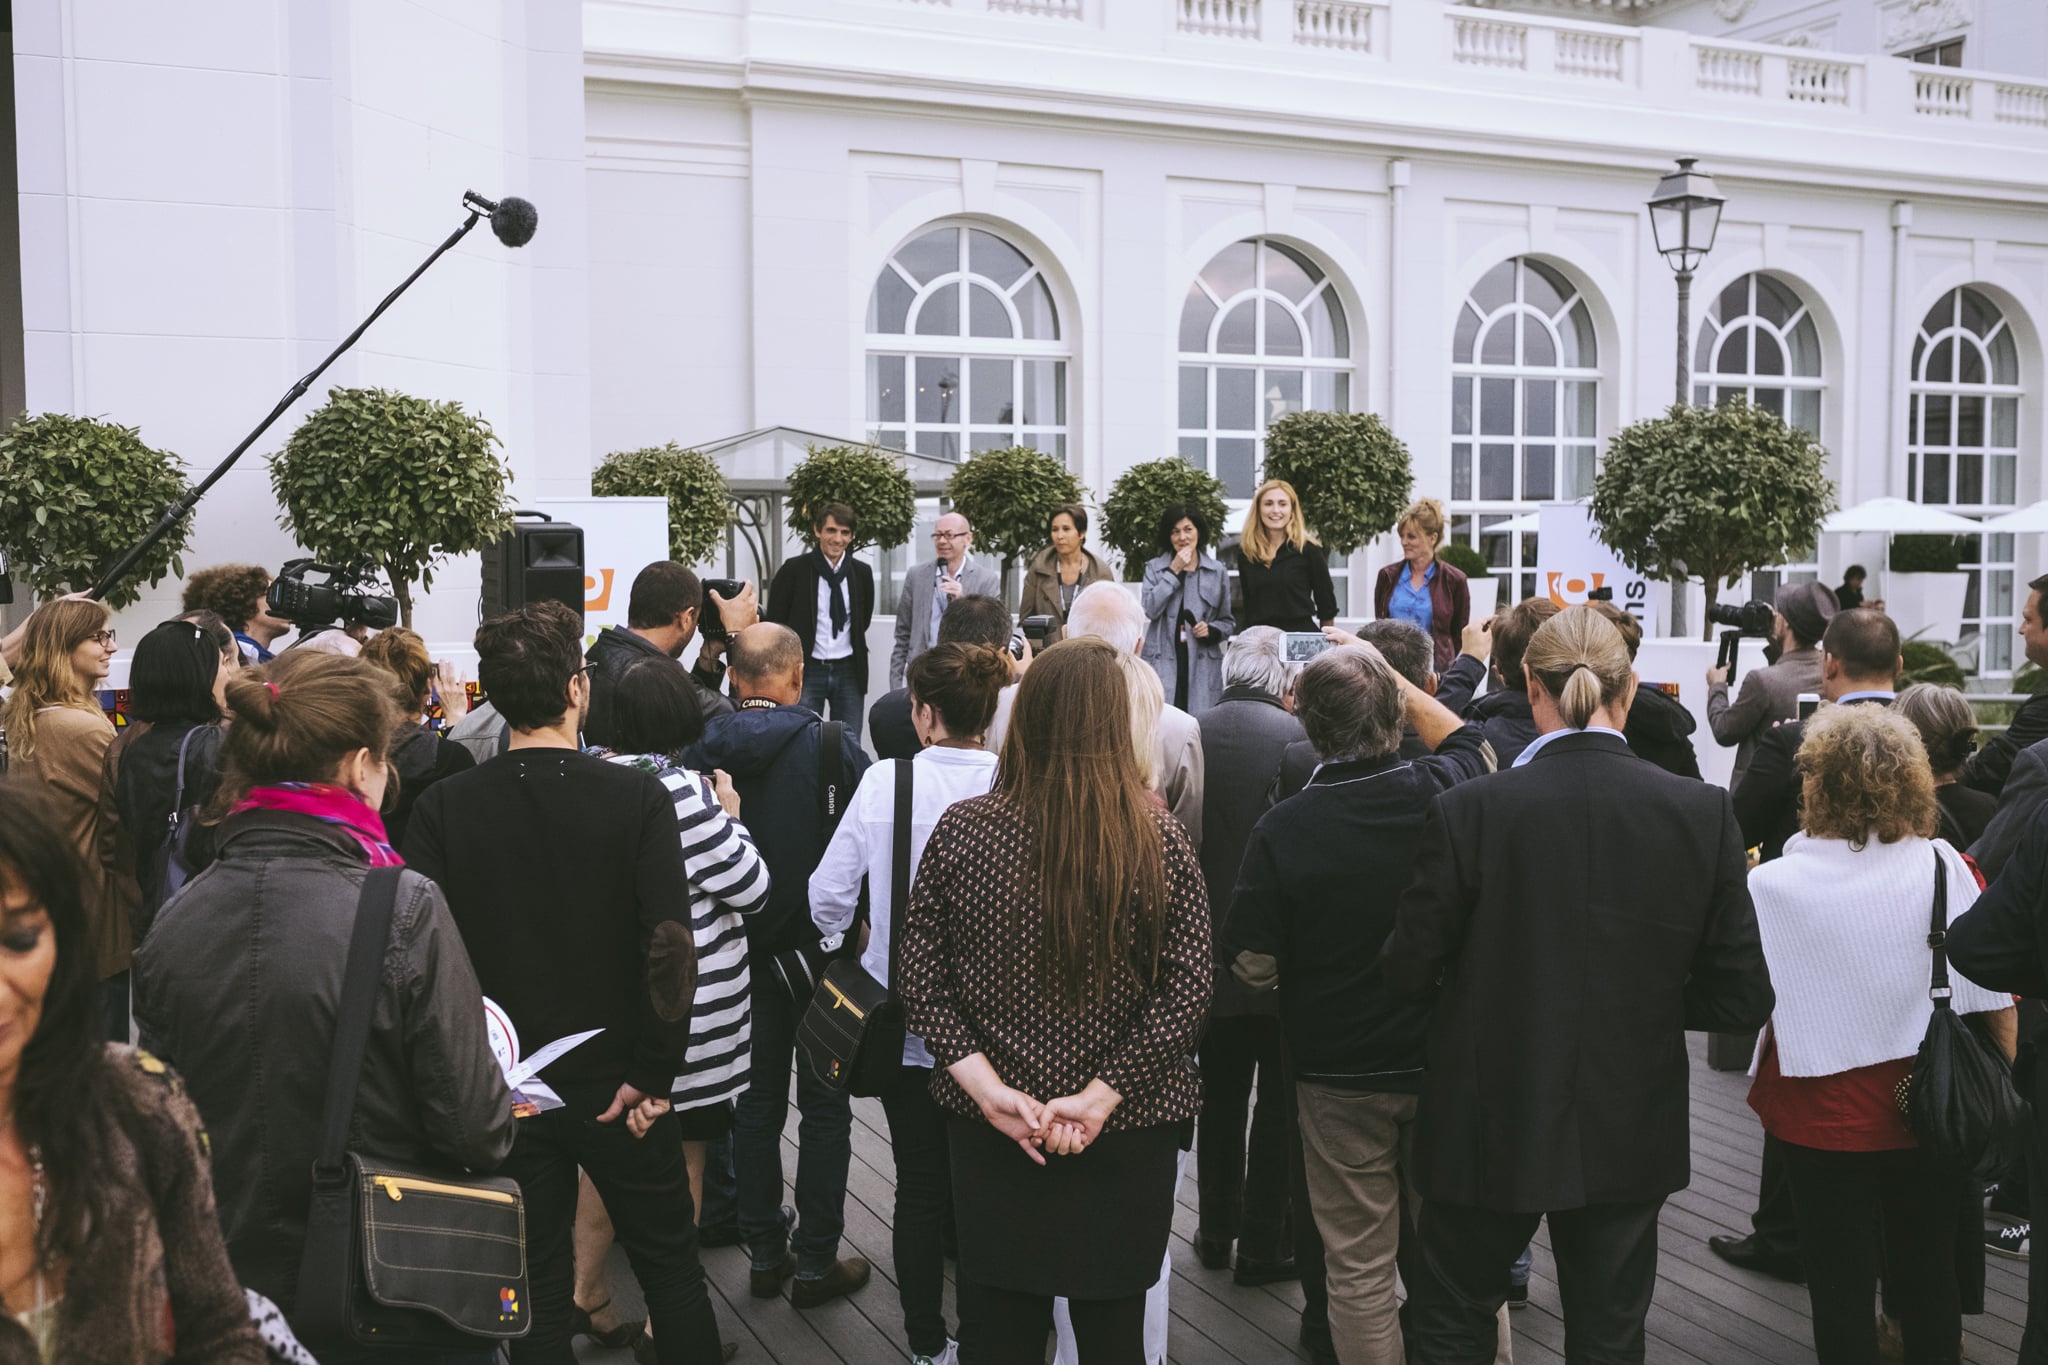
[
  {"x1": 1910, "y1": 286, "x2": 2023, "y2": 673},
  {"x1": 865, "y1": 225, "x2": 1069, "y2": 463},
  {"x1": 1177, "y1": 238, "x2": 1351, "y2": 499},
  {"x1": 1449, "y1": 258, "x2": 1599, "y2": 603}
]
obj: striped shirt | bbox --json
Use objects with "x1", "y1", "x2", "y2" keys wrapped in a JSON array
[{"x1": 605, "y1": 752, "x2": 771, "y2": 1110}]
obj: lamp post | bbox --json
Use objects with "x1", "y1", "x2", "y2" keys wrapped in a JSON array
[{"x1": 1647, "y1": 157, "x2": 1726, "y2": 407}]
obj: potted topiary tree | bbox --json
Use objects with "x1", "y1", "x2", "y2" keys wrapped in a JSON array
[
  {"x1": 1101, "y1": 457, "x2": 1230, "y2": 582},
  {"x1": 0, "y1": 413, "x2": 196, "y2": 608},
  {"x1": 593, "y1": 442, "x2": 733, "y2": 566},
  {"x1": 1884, "y1": 534, "x2": 1972, "y2": 647},
  {"x1": 783, "y1": 443, "x2": 918, "y2": 555},
  {"x1": 270, "y1": 387, "x2": 514, "y2": 628},
  {"x1": 1591, "y1": 400, "x2": 1836, "y2": 640},
  {"x1": 1435, "y1": 541, "x2": 1498, "y2": 618},
  {"x1": 1260, "y1": 411, "x2": 1416, "y2": 563},
  {"x1": 944, "y1": 445, "x2": 1086, "y2": 601}
]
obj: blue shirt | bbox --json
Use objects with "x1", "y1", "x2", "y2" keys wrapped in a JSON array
[
  {"x1": 1389, "y1": 561, "x2": 1436, "y2": 637},
  {"x1": 1513, "y1": 725, "x2": 1628, "y2": 768},
  {"x1": 234, "y1": 630, "x2": 274, "y2": 664}
]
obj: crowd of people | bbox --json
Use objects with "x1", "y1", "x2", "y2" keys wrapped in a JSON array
[{"x1": 3, "y1": 490, "x2": 2048, "y2": 1365}]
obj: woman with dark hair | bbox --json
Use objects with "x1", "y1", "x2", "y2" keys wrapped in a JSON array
[
  {"x1": 1019, "y1": 503, "x2": 1113, "y2": 646},
  {"x1": 1141, "y1": 502, "x2": 1234, "y2": 714},
  {"x1": 359, "y1": 626, "x2": 475, "y2": 848},
  {"x1": 133, "y1": 650, "x2": 514, "y2": 1363},
  {"x1": 897, "y1": 637, "x2": 1212, "y2": 1362},
  {"x1": 1895, "y1": 683, "x2": 1996, "y2": 849},
  {"x1": 813, "y1": 642, "x2": 1013, "y2": 1365},
  {"x1": 0, "y1": 784, "x2": 264, "y2": 1362}
]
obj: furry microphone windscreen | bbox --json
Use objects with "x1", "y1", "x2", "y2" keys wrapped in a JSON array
[{"x1": 490, "y1": 197, "x2": 539, "y2": 248}]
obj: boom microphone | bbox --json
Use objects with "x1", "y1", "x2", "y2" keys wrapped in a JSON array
[{"x1": 461, "y1": 190, "x2": 539, "y2": 248}]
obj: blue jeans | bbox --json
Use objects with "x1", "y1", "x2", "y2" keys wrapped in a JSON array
[
  {"x1": 700, "y1": 1131, "x2": 737, "y2": 1230},
  {"x1": 799, "y1": 656, "x2": 865, "y2": 743},
  {"x1": 735, "y1": 979, "x2": 854, "y2": 1277}
]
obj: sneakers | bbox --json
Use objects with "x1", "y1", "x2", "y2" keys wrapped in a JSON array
[
  {"x1": 1988, "y1": 1221, "x2": 2032, "y2": 1260},
  {"x1": 791, "y1": 1256, "x2": 873, "y2": 1308}
]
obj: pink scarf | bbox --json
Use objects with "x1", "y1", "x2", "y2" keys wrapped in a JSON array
[{"x1": 232, "y1": 783, "x2": 404, "y2": 867}]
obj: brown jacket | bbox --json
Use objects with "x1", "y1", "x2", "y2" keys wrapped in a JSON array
[
  {"x1": 0, "y1": 1047, "x2": 265, "y2": 1365},
  {"x1": 1017, "y1": 546, "x2": 1114, "y2": 644},
  {"x1": 9, "y1": 705, "x2": 139, "y2": 981}
]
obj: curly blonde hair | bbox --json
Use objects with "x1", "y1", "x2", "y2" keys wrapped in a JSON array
[{"x1": 1797, "y1": 704, "x2": 1938, "y2": 846}]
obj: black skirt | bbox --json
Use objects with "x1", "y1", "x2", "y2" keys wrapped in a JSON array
[{"x1": 947, "y1": 1116, "x2": 1181, "y2": 1300}]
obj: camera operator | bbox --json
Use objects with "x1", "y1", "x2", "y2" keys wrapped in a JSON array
[
  {"x1": 586, "y1": 562, "x2": 755, "y2": 749},
  {"x1": 182, "y1": 563, "x2": 294, "y2": 663},
  {"x1": 1705, "y1": 583, "x2": 1836, "y2": 788}
]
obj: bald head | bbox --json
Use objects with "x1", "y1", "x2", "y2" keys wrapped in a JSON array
[
  {"x1": 933, "y1": 512, "x2": 972, "y2": 570},
  {"x1": 729, "y1": 622, "x2": 804, "y2": 704}
]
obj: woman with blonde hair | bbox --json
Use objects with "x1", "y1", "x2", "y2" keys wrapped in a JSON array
[
  {"x1": 1384, "y1": 605, "x2": 1773, "y2": 1361},
  {"x1": 1373, "y1": 497, "x2": 1470, "y2": 674},
  {"x1": 1236, "y1": 479, "x2": 1336, "y2": 633},
  {"x1": 0, "y1": 597, "x2": 137, "y2": 1039},
  {"x1": 1747, "y1": 704, "x2": 2012, "y2": 1365}
]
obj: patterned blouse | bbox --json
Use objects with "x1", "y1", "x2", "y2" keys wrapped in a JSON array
[{"x1": 897, "y1": 793, "x2": 1212, "y2": 1132}]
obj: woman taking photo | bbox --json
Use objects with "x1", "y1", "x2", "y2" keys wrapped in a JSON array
[
  {"x1": 1746, "y1": 704, "x2": 2012, "y2": 1365},
  {"x1": 898, "y1": 637, "x2": 1211, "y2": 1364},
  {"x1": 0, "y1": 786, "x2": 264, "y2": 1363},
  {"x1": 812, "y1": 642, "x2": 1011, "y2": 1365},
  {"x1": 359, "y1": 626, "x2": 475, "y2": 847},
  {"x1": 0, "y1": 599, "x2": 135, "y2": 1041},
  {"x1": 1019, "y1": 504, "x2": 1113, "y2": 645},
  {"x1": 1140, "y1": 503, "x2": 1234, "y2": 714},
  {"x1": 1235, "y1": 479, "x2": 1336, "y2": 633},
  {"x1": 1373, "y1": 498, "x2": 1469, "y2": 675},
  {"x1": 132, "y1": 651, "x2": 514, "y2": 1363}
]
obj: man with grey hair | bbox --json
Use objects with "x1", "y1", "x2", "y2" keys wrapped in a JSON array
[
  {"x1": 1190, "y1": 626, "x2": 1308, "y2": 1292},
  {"x1": 1278, "y1": 619, "x2": 1483, "y2": 799},
  {"x1": 1223, "y1": 644, "x2": 1496, "y2": 1365}
]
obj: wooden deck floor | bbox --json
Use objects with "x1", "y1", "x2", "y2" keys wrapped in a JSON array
[{"x1": 578, "y1": 1034, "x2": 2028, "y2": 1363}]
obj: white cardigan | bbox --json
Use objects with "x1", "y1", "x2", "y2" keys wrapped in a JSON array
[{"x1": 1749, "y1": 833, "x2": 2009, "y2": 1077}]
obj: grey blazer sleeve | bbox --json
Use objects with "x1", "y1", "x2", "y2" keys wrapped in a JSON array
[
  {"x1": 963, "y1": 560, "x2": 1001, "y2": 598},
  {"x1": 891, "y1": 572, "x2": 923, "y2": 690},
  {"x1": 1970, "y1": 739, "x2": 2048, "y2": 881}
]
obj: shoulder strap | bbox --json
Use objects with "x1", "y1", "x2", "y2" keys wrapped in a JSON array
[
  {"x1": 167, "y1": 724, "x2": 203, "y2": 826},
  {"x1": 891, "y1": 757, "x2": 914, "y2": 988},
  {"x1": 1928, "y1": 845, "x2": 1954, "y2": 1009},
  {"x1": 312, "y1": 866, "x2": 404, "y2": 1180},
  {"x1": 819, "y1": 720, "x2": 846, "y2": 831}
]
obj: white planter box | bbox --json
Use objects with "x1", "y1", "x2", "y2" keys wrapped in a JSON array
[
  {"x1": 1884, "y1": 572, "x2": 1971, "y2": 645},
  {"x1": 1466, "y1": 576, "x2": 1502, "y2": 619}
]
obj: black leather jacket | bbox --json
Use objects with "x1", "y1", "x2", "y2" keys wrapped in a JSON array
[{"x1": 132, "y1": 810, "x2": 515, "y2": 1309}]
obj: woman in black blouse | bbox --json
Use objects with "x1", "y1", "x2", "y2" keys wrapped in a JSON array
[
  {"x1": 1235, "y1": 478, "x2": 1337, "y2": 631},
  {"x1": 898, "y1": 637, "x2": 1212, "y2": 1364}
]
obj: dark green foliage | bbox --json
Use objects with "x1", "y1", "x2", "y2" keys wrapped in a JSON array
[
  {"x1": 270, "y1": 387, "x2": 512, "y2": 628},
  {"x1": 1889, "y1": 535, "x2": 1966, "y2": 575},
  {"x1": 594, "y1": 443, "x2": 733, "y2": 565},
  {"x1": 1101, "y1": 458, "x2": 1230, "y2": 581},
  {"x1": 1436, "y1": 541, "x2": 1491, "y2": 579},
  {"x1": 0, "y1": 413, "x2": 193, "y2": 609},
  {"x1": 1260, "y1": 411, "x2": 1413, "y2": 556},
  {"x1": 783, "y1": 444, "x2": 917, "y2": 551},
  {"x1": 1899, "y1": 640, "x2": 1966, "y2": 690},
  {"x1": 944, "y1": 446, "x2": 1087, "y2": 596}
]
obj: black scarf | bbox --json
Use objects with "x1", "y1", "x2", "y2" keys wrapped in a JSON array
[{"x1": 814, "y1": 548, "x2": 851, "y2": 639}]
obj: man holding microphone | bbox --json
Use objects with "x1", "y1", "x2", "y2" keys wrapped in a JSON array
[{"x1": 891, "y1": 512, "x2": 998, "y2": 689}]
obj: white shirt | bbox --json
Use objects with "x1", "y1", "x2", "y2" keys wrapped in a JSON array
[
  {"x1": 1512, "y1": 725, "x2": 1627, "y2": 767},
  {"x1": 813, "y1": 552, "x2": 854, "y2": 661},
  {"x1": 809, "y1": 745, "x2": 1000, "y2": 1068}
]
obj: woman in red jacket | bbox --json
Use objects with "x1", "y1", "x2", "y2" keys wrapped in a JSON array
[{"x1": 1372, "y1": 498, "x2": 1469, "y2": 675}]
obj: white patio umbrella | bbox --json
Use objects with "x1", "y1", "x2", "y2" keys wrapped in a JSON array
[
  {"x1": 1820, "y1": 497, "x2": 1983, "y2": 536},
  {"x1": 1491, "y1": 511, "x2": 1542, "y2": 534},
  {"x1": 1979, "y1": 500, "x2": 2048, "y2": 535}
]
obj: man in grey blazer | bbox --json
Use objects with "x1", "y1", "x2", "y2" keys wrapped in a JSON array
[
  {"x1": 890, "y1": 511, "x2": 999, "y2": 688},
  {"x1": 1972, "y1": 735, "x2": 2048, "y2": 880},
  {"x1": 1705, "y1": 582, "x2": 1837, "y2": 788}
]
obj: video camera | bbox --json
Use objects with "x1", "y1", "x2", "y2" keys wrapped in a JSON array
[
  {"x1": 1706, "y1": 599, "x2": 1776, "y2": 685},
  {"x1": 267, "y1": 559, "x2": 400, "y2": 632}
]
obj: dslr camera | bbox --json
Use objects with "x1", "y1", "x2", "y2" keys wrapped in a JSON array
[
  {"x1": 697, "y1": 578, "x2": 747, "y2": 643},
  {"x1": 1705, "y1": 600, "x2": 1776, "y2": 636},
  {"x1": 267, "y1": 560, "x2": 399, "y2": 631}
]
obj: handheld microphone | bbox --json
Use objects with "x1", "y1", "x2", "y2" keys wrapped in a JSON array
[{"x1": 462, "y1": 190, "x2": 539, "y2": 248}]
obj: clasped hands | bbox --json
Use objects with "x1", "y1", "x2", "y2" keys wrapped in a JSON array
[{"x1": 950, "y1": 1054, "x2": 1120, "y2": 1168}]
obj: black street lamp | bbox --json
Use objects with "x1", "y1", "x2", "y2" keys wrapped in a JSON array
[{"x1": 1648, "y1": 157, "x2": 1726, "y2": 406}]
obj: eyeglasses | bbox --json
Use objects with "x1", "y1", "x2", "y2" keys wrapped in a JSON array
[
  {"x1": 931, "y1": 531, "x2": 969, "y2": 542},
  {"x1": 89, "y1": 630, "x2": 116, "y2": 648}
]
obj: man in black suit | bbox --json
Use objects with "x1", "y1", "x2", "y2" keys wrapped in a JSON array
[
  {"x1": 1962, "y1": 573, "x2": 2048, "y2": 796},
  {"x1": 1383, "y1": 605, "x2": 1773, "y2": 1363},
  {"x1": 765, "y1": 502, "x2": 875, "y2": 743},
  {"x1": 867, "y1": 594, "x2": 1013, "y2": 760}
]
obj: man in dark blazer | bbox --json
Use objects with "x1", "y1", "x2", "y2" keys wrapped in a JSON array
[
  {"x1": 1382, "y1": 605, "x2": 1773, "y2": 1362},
  {"x1": 765, "y1": 502, "x2": 875, "y2": 743},
  {"x1": 1972, "y1": 736, "x2": 2048, "y2": 880},
  {"x1": 1962, "y1": 573, "x2": 2048, "y2": 795},
  {"x1": 865, "y1": 594, "x2": 1013, "y2": 760}
]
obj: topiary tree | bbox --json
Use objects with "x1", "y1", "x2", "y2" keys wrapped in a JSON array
[
  {"x1": 593, "y1": 443, "x2": 732, "y2": 566},
  {"x1": 1101, "y1": 458, "x2": 1230, "y2": 582},
  {"x1": 270, "y1": 387, "x2": 513, "y2": 628},
  {"x1": 1889, "y1": 535, "x2": 1966, "y2": 575},
  {"x1": 944, "y1": 445, "x2": 1086, "y2": 599},
  {"x1": 0, "y1": 413, "x2": 194, "y2": 608},
  {"x1": 1899, "y1": 640, "x2": 1967, "y2": 690},
  {"x1": 1592, "y1": 400, "x2": 1836, "y2": 640},
  {"x1": 1260, "y1": 411, "x2": 1414, "y2": 556},
  {"x1": 1436, "y1": 541, "x2": 1491, "y2": 580},
  {"x1": 784, "y1": 444, "x2": 918, "y2": 552}
]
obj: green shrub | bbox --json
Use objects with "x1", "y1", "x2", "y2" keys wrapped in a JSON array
[
  {"x1": 593, "y1": 443, "x2": 732, "y2": 566},
  {"x1": 1260, "y1": 411, "x2": 1413, "y2": 556},
  {"x1": 0, "y1": 413, "x2": 194, "y2": 608},
  {"x1": 1889, "y1": 535, "x2": 1966, "y2": 575},
  {"x1": 1899, "y1": 640, "x2": 1966, "y2": 690},
  {"x1": 783, "y1": 444, "x2": 917, "y2": 551},
  {"x1": 1101, "y1": 458, "x2": 1230, "y2": 581},
  {"x1": 1436, "y1": 542, "x2": 1491, "y2": 579},
  {"x1": 944, "y1": 446, "x2": 1086, "y2": 597}
]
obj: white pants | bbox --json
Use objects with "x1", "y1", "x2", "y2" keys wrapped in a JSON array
[{"x1": 1052, "y1": 1149, "x2": 1186, "y2": 1365}]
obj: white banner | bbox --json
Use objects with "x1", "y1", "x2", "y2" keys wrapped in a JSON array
[
  {"x1": 529, "y1": 497, "x2": 670, "y2": 643},
  {"x1": 1535, "y1": 501, "x2": 1660, "y2": 637}
]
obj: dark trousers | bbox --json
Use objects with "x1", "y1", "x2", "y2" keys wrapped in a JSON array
[
  {"x1": 1197, "y1": 1013, "x2": 1291, "y2": 1259},
  {"x1": 1781, "y1": 1140, "x2": 1961, "y2": 1365},
  {"x1": 700, "y1": 1130, "x2": 737, "y2": 1230},
  {"x1": 957, "y1": 1277, "x2": 1146, "y2": 1365},
  {"x1": 799, "y1": 657, "x2": 865, "y2": 744},
  {"x1": 880, "y1": 1063, "x2": 955, "y2": 1356},
  {"x1": 504, "y1": 1107, "x2": 722, "y2": 1364},
  {"x1": 734, "y1": 980, "x2": 852, "y2": 1276},
  {"x1": 99, "y1": 971, "x2": 131, "y2": 1044},
  {"x1": 1409, "y1": 1198, "x2": 1662, "y2": 1364},
  {"x1": 1751, "y1": 1131, "x2": 1800, "y2": 1255}
]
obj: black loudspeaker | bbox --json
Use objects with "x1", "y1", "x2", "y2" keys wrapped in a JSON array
[{"x1": 482, "y1": 510, "x2": 586, "y2": 630}]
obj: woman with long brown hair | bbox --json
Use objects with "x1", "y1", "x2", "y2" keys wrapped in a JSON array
[
  {"x1": 1235, "y1": 478, "x2": 1336, "y2": 632},
  {"x1": 0, "y1": 598, "x2": 135, "y2": 1040},
  {"x1": 897, "y1": 637, "x2": 1212, "y2": 1364}
]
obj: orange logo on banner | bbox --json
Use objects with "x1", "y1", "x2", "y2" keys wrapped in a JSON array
[
  {"x1": 1546, "y1": 571, "x2": 1606, "y2": 608},
  {"x1": 585, "y1": 568, "x2": 615, "y2": 612}
]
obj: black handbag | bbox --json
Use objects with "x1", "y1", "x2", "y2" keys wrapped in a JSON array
[
  {"x1": 769, "y1": 720, "x2": 854, "y2": 1008},
  {"x1": 1898, "y1": 847, "x2": 2025, "y2": 1175},
  {"x1": 798, "y1": 757, "x2": 913, "y2": 1098},
  {"x1": 293, "y1": 867, "x2": 532, "y2": 1350}
]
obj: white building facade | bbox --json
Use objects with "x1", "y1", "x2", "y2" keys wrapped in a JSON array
[{"x1": 13, "y1": 0, "x2": 2048, "y2": 671}]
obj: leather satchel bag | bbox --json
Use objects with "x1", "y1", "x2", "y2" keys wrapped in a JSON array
[
  {"x1": 1897, "y1": 848, "x2": 2025, "y2": 1175},
  {"x1": 293, "y1": 867, "x2": 532, "y2": 1350},
  {"x1": 798, "y1": 757, "x2": 913, "y2": 1098}
]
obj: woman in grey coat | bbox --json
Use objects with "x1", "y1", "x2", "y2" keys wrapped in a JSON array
[{"x1": 1142, "y1": 502, "x2": 1235, "y2": 714}]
